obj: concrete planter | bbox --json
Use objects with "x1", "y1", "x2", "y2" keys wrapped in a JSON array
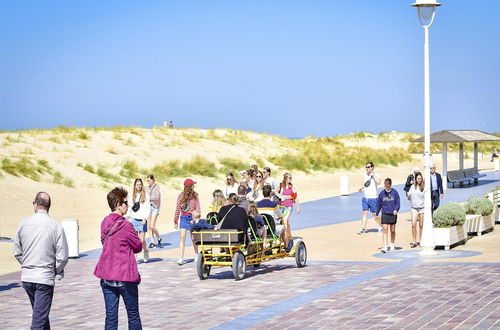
[
  {"x1": 465, "y1": 214, "x2": 493, "y2": 236},
  {"x1": 433, "y1": 225, "x2": 467, "y2": 250}
]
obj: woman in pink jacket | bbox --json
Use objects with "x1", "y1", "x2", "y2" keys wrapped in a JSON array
[{"x1": 94, "y1": 187, "x2": 143, "y2": 330}]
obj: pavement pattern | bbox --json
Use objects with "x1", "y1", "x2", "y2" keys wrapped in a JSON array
[{"x1": 1, "y1": 253, "x2": 500, "y2": 329}]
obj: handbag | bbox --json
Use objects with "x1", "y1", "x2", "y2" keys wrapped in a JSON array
[
  {"x1": 132, "y1": 202, "x2": 140, "y2": 212},
  {"x1": 364, "y1": 178, "x2": 371, "y2": 187}
]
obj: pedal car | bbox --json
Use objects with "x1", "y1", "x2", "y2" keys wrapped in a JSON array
[{"x1": 192, "y1": 214, "x2": 307, "y2": 280}]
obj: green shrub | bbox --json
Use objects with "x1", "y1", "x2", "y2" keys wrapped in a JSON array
[
  {"x1": 464, "y1": 197, "x2": 494, "y2": 216},
  {"x1": 433, "y1": 202, "x2": 466, "y2": 228},
  {"x1": 219, "y1": 158, "x2": 249, "y2": 175},
  {"x1": 0, "y1": 157, "x2": 49, "y2": 181}
]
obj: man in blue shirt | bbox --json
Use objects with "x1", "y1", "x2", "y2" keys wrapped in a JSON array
[
  {"x1": 430, "y1": 164, "x2": 444, "y2": 213},
  {"x1": 375, "y1": 178, "x2": 400, "y2": 253}
]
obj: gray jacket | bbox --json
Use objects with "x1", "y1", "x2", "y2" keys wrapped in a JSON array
[{"x1": 13, "y1": 211, "x2": 69, "y2": 286}]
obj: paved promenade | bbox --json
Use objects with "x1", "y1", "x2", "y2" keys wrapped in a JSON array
[
  {"x1": 1, "y1": 172, "x2": 499, "y2": 329},
  {"x1": 1, "y1": 253, "x2": 499, "y2": 329}
]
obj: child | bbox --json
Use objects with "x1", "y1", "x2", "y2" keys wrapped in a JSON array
[
  {"x1": 247, "y1": 202, "x2": 267, "y2": 247},
  {"x1": 375, "y1": 178, "x2": 400, "y2": 253}
]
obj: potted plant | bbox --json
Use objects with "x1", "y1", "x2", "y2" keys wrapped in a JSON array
[
  {"x1": 487, "y1": 186, "x2": 500, "y2": 224},
  {"x1": 433, "y1": 202, "x2": 466, "y2": 250},
  {"x1": 464, "y1": 197, "x2": 494, "y2": 236}
]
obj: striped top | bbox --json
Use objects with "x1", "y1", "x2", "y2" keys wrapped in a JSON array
[{"x1": 173, "y1": 193, "x2": 201, "y2": 225}]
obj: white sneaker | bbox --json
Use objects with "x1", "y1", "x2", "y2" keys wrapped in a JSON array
[
  {"x1": 357, "y1": 229, "x2": 366, "y2": 235},
  {"x1": 194, "y1": 254, "x2": 198, "y2": 262},
  {"x1": 378, "y1": 226, "x2": 383, "y2": 232},
  {"x1": 381, "y1": 247, "x2": 388, "y2": 253},
  {"x1": 143, "y1": 251, "x2": 149, "y2": 263},
  {"x1": 389, "y1": 245, "x2": 395, "y2": 251},
  {"x1": 177, "y1": 258, "x2": 183, "y2": 266}
]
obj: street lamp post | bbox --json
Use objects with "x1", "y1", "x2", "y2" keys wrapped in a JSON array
[{"x1": 412, "y1": 0, "x2": 441, "y2": 255}]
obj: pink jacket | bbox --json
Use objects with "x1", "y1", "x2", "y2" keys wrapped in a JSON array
[{"x1": 94, "y1": 213, "x2": 142, "y2": 282}]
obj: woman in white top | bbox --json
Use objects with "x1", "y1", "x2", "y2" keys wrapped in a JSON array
[
  {"x1": 126, "y1": 178, "x2": 151, "y2": 262},
  {"x1": 407, "y1": 172, "x2": 425, "y2": 248},
  {"x1": 224, "y1": 173, "x2": 239, "y2": 199},
  {"x1": 247, "y1": 170, "x2": 264, "y2": 202}
]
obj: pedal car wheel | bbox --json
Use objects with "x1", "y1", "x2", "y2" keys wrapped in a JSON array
[
  {"x1": 197, "y1": 252, "x2": 211, "y2": 280},
  {"x1": 232, "y1": 251, "x2": 246, "y2": 281},
  {"x1": 253, "y1": 263, "x2": 260, "y2": 268},
  {"x1": 295, "y1": 241, "x2": 307, "y2": 268}
]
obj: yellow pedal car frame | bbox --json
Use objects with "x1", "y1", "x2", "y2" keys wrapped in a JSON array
[{"x1": 194, "y1": 228, "x2": 307, "y2": 281}]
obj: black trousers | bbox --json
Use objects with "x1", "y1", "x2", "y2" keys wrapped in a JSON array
[
  {"x1": 431, "y1": 190, "x2": 441, "y2": 212},
  {"x1": 22, "y1": 281, "x2": 54, "y2": 330}
]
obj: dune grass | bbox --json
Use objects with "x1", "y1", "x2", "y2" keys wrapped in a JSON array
[
  {"x1": 0, "y1": 157, "x2": 52, "y2": 181},
  {"x1": 148, "y1": 156, "x2": 216, "y2": 182},
  {"x1": 218, "y1": 158, "x2": 249, "y2": 176},
  {"x1": 52, "y1": 171, "x2": 75, "y2": 188}
]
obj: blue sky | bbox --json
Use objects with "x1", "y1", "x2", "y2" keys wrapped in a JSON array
[{"x1": 0, "y1": 1, "x2": 498, "y2": 137}]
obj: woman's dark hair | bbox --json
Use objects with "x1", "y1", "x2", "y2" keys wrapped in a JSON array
[
  {"x1": 366, "y1": 161, "x2": 374, "y2": 168},
  {"x1": 228, "y1": 193, "x2": 239, "y2": 205},
  {"x1": 384, "y1": 178, "x2": 392, "y2": 185},
  {"x1": 107, "y1": 187, "x2": 128, "y2": 211},
  {"x1": 147, "y1": 174, "x2": 155, "y2": 181}
]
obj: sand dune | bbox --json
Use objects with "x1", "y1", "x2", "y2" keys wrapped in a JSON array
[{"x1": 0, "y1": 128, "x2": 496, "y2": 275}]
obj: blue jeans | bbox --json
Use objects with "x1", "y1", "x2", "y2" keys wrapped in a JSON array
[
  {"x1": 100, "y1": 280, "x2": 142, "y2": 330},
  {"x1": 22, "y1": 281, "x2": 54, "y2": 330}
]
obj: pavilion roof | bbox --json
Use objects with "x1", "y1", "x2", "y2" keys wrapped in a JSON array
[{"x1": 411, "y1": 130, "x2": 500, "y2": 143}]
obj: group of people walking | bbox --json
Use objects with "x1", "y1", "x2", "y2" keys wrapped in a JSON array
[
  {"x1": 358, "y1": 162, "x2": 444, "y2": 252},
  {"x1": 174, "y1": 166, "x2": 300, "y2": 265}
]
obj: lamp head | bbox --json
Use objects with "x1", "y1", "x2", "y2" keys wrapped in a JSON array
[
  {"x1": 411, "y1": 0, "x2": 441, "y2": 7},
  {"x1": 412, "y1": 0, "x2": 441, "y2": 28}
]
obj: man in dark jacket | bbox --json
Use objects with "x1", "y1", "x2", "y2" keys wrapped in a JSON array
[
  {"x1": 218, "y1": 194, "x2": 249, "y2": 243},
  {"x1": 430, "y1": 164, "x2": 444, "y2": 213}
]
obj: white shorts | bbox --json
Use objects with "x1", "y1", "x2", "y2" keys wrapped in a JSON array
[
  {"x1": 412, "y1": 207, "x2": 424, "y2": 215},
  {"x1": 275, "y1": 224, "x2": 285, "y2": 236}
]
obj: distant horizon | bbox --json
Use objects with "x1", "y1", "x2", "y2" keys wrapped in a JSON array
[{"x1": 1, "y1": 124, "x2": 499, "y2": 140}]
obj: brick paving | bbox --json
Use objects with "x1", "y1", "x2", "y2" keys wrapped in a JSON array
[
  {"x1": 2, "y1": 256, "x2": 500, "y2": 329},
  {"x1": 0, "y1": 257, "x2": 384, "y2": 329}
]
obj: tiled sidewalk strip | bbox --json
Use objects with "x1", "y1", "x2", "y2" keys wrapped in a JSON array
[{"x1": 211, "y1": 258, "x2": 419, "y2": 329}]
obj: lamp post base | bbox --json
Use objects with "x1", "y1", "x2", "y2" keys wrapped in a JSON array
[{"x1": 419, "y1": 246, "x2": 437, "y2": 256}]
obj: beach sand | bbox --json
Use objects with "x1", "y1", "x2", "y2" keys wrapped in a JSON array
[{"x1": 1, "y1": 149, "x2": 495, "y2": 276}]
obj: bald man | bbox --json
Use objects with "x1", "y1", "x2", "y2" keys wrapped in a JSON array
[{"x1": 13, "y1": 192, "x2": 68, "y2": 330}]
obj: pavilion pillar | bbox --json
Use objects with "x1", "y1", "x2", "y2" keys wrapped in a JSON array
[
  {"x1": 459, "y1": 143, "x2": 464, "y2": 170},
  {"x1": 442, "y1": 142, "x2": 448, "y2": 190},
  {"x1": 474, "y1": 142, "x2": 478, "y2": 170}
]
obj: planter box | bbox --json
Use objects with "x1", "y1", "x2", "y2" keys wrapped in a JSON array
[
  {"x1": 465, "y1": 214, "x2": 493, "y2": 236},
  {"x1": 433, "y1": 225, "x2": 467, "y2": 250}
]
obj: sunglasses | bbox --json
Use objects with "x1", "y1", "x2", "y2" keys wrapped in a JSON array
[
  {"x1": 227, "y1": 178, "x2": 232, "y2": 181},
  {"x1": 123, "y1": 200, "x2": 128, "y2": 206},
  {"x1": 365, "y1": 166, "x2": 372, "y2": 169},
  {"x1": 256, "y1": 175, "x2": 262, "y2": 178}
]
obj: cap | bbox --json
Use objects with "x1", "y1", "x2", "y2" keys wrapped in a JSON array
[{"x1": 184, "y1": 178, "x2": 196, "y2": 186}]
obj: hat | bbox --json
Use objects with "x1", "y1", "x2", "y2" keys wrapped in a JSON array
[{"x1": 184, "y1": 178, "x2": 196, "y2": 186}]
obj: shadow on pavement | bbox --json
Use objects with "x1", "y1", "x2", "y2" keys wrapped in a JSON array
[{"x1": 0, "y1": 282, "x2": 20, "y2": 292}]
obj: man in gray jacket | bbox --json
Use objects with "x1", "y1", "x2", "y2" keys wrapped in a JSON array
[{"x1": 13, "y1": 192, "x2": 69, "y2": 330}]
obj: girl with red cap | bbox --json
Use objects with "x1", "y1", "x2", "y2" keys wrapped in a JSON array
[{"x1": 173, "y1": 178, "x2": 201, "y2": 265}]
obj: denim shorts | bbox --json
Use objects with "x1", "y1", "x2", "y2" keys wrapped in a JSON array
[
  {"x1": 179, "y1": 214, "x2": 192, "y2": 230},
  {"x1": 131, "y1": 219, "x2": 147, "y2": 232},
  {"x1": 362, "y1": 197, "x2": 378, "y2": 213},
  {"x1": 150, "y1": 205, "x2": 160, "y2": 215}
]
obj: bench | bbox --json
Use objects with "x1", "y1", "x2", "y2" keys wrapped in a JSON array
[
  {"x1": 447, "y1": 170, "x2": 472, "y2": 187},
  {"x1": 447, "y1": 168, "x2": 486, "y2": 187}
]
